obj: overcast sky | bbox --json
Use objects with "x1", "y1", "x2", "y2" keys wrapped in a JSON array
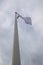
[{"x1": 0, "y1": 0, "x2": 43, "y2": 65}]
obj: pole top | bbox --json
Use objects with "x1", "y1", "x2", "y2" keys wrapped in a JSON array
[
  {"x1": 15, "y1": 12, "x2": 20, "y2": 19},
  {"x1": 15, "y1": 12, "x2": 17, "y2": 14},
  {"x1": 15, "y1": 12, "x2": 32, "y2": 25}
]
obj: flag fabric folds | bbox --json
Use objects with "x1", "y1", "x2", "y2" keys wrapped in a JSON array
[
  {"x1": 23, "y1": 17, "x2": 32, "y2": 25},
  {"x1": 15, "y1": 12, "x2": 32, "y2": 25}
]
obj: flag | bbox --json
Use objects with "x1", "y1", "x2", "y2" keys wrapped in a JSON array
[
  {"x1": 15, "y1": 12, "x2": 32, "y2": 25},
  {"x1": 23, "y1": 17, "x2": 32, "y2": 25}
]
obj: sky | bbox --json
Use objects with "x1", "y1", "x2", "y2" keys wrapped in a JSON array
[{"x1": 0, "y1": 0, "x2": 43, "y2": 65}]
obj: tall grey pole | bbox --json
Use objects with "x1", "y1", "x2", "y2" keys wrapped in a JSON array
[{"x1": 12, "y1": 12, "x2": 21, "y2": 65}]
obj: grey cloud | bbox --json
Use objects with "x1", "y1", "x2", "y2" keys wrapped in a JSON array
[{"x1": 0, "y1": 28, "x2": 13, "y2": 65}]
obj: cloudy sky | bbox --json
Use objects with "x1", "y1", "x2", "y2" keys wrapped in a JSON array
[{"x1": 0, "y1": 0, "x2": 43, "y2": 65}]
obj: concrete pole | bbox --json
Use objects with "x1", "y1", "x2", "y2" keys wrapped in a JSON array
[{"x1": 12, "y1": 12, "x2": 21, "y2": 65}]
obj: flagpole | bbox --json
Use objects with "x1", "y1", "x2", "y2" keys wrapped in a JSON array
[
  {"x1": 12, "y1": 12, "x2": 32, "y2": 65},
  {"x1": 12, "y1": 12, "x2": 21, "y2": 65}
]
